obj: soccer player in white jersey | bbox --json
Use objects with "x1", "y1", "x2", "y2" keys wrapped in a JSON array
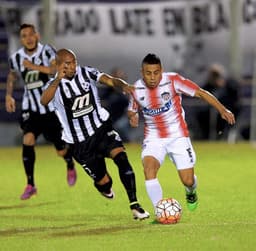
[
  {"x1": 5, "y1": 24, "x2": 77, "y2": 200},
  {"x1": 127, "y1": 53, "x2": 235, "y2": 213},
  {"x1": 41, "y1": 49, "x2": 150, "y2": 220}
]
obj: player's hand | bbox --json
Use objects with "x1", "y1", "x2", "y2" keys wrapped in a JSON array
[
  {"x1": 5, "y1": 95, "x2": 16, "y2": 113},
  {"x1": 220, "y1": 109, "x2": 235, "y2": 125},
  {"x1": 122, "y1": 84, "x2": 135, "y2": 95},
  {"x1": 129, "y1": 113, "x2": 139, "y2": 128},
  {"x1": 23, "y1": 59, "x2": 34, "y2": 69},
  {"x1": 56, "y1": 63, "x2": 67, "y2": 80}
]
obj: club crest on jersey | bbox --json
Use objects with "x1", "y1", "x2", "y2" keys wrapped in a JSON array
[
  {"x1": 161, "y1": 92, "x2": 170, "y2": 101},
  {"x1": 81, "y1": 82, "x2": 90, "y2": 91}
]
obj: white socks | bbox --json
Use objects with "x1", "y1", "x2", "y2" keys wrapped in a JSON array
[
  {"x1": 145, "y1": 178, "x2": 163, "y2": 207},
  {"x1": 146, "y1": 175, "x2": 197, "y2": 208},
  {"x1": 185, "y1": 175, "x2": 197, "y2": 194}
]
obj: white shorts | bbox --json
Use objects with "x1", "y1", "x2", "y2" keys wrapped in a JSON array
[{"x1": 141, "y1": 137, "x2": 196, "y2": 170}]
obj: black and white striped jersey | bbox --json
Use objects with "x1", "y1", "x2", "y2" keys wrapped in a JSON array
[
  {"x1": 51, "y1": 65, "x2": 110, "y2": 144},
  {"x1": 9, "y1": 42, "x2": 56, "y2": 114}
]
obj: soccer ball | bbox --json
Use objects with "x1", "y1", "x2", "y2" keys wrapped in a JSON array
[{"x1": 155, "y1": 198, "x2": 182, "y2": 224}]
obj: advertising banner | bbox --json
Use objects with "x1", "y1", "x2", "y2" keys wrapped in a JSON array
[{"x1": 1, "y1": 0, "x2": 256, "y2": 82}]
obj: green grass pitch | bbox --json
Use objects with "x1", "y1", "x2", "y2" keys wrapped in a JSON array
[{"x1": 0, "y1": 142, "x2": 255, "y2": 251}]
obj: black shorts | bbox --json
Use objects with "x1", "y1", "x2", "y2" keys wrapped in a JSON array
[
  {"x1": 70, "y1": 121, "x2": 124, "y2": 181},
  {"x1": 19, "y1": 111, "x2": 66, "y2": 151}
]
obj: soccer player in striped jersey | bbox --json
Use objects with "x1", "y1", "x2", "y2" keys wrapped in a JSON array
[
  {"x1": 41, "y1": 49, "x2": 150, "y2": 220},
  {"x1": 127, "y1": 54, "x2": 236, "y2": 213},
  {"x1": 5, "y1": 24, "x2": 77, "y2": 200}
]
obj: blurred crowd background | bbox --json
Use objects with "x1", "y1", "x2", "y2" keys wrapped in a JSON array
[{"x1": 0, "y1": 0, "x2": 256, "y2": 145}]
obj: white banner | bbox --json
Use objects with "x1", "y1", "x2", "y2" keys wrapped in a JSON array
[{"x1": 1, "y1": 0, "x2": 256, "y2": 83}]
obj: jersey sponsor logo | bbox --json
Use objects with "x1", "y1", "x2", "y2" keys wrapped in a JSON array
[
  {"x1": 72, "y1": 93, "x2": 94, "y2": 118},
  {"x1": 25, "y1": 70, "x2": 44, "y2": 89},
  {"x1": 142, "y1": 100, "x2": 172, "y2": 116},
  {"x1": 26, "y1": 81, "x2": 44, "y2": 89},
  {"x1": 25, "y1": 70, "x2": 40, "y2": 83}
]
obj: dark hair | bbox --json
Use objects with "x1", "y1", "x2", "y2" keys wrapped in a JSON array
[
  {"x1": 141, "y1": 53, "x2": 161, "y2": 66},
  {"x1": 19, "y1": 23, "x2": 36, "y2": 33}
]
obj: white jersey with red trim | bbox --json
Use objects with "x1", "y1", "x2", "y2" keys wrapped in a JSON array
[{"x1": 128, "y1": 72, "x2": 200, "y2": 139}]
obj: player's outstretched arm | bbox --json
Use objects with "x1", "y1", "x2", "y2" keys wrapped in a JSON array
[
  {"x1": 5, "y1": 71, "x2": 17, "y2": 113},
  {"x1": 99, "y1": 73, "x2": 134, "y2": 95},
  {"x1": 194, "y1": 88, "x2": 236, "y2": 125}
]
